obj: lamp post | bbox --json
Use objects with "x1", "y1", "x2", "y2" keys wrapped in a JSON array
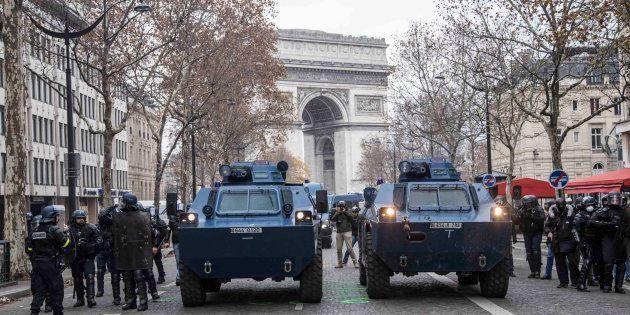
[
  {"x1": 191, "y1": 127, "x2": 197, "y2": 199},
  {"x1": 30, "y1": 1, "x2": 150, "y2": 212}
]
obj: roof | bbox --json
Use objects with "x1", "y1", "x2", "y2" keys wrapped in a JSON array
[
  {"x1": 565, "y1": 168, "x2": 630, "y2": 194},
  {"x1": 495, "y1": 178, "x2": 556, "y2": 199}
]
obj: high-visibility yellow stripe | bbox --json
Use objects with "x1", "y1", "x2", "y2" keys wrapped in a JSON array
[
  {"x1": 27, "y1": 247, "x2": 32, "y2": 252},
  {"x1": 62, "y1": 238, "x2": 70, "y2": 248}
]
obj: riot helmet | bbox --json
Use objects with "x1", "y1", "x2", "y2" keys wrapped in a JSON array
[
  {"x1": 582, "y1": 196, "x2": 597, "y2": 213},
  {"x1": 72, "y1": 210, "x2": 87, "y2": 225},
  {"x1": 574, "y1": 197, "x2": 583, "y2": 208},
  {"x1": 608, "y1": 192, "x2": 622, "y2": 207},
  {"x1": 565, "y1": 197, "x2": 573, "y2": 205},
  {"x1": 521, "y1": 195, "x2": 538, "y2": 209},
  {"x1": 120, "y1": 193, "x2": 138, "y2": 211},
  {"x1": 337, "y1": 201, "x2": 347, "y2": 209},
  {"x1": 555, "y1": 198, "x2": 567, "y2": 214},
  {"x1": 40, "y1": 205, "x2": 64, "y2": 223}
]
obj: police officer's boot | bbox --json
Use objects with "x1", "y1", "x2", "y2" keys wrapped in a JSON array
[
  {"x1": 602, "y1": 264, "x2": 613, "y2": 293},
  {"x1": 96, "y1": 267, "x2": 105, "y2": 297},
  {"x1": 43, "y1": 305, "x2": 51, "y2": 313},
  {"x1": 122, "y1": 272, "x2": 137, "y2": 310},
  {"x1": 73, "y1": 278, "x2": 85, "y2": 307},
  {"x1": 614, "y1": 263, "x2": 626, "y2": 294},
  {"x1": 135, "y1": 274, "x2": 149, "y2": 311},
  {"x1": 145, "y1": 269, "x2": 160, "y2": 300},
  {"x1": 533, "y1": 251, "x2": 542, "y2": 278},
  {"x1": 86, "y1": 274, "x2": 97, "y2": 307},
  {"x1": 111, "y1": 273, "x2": 121, "y2": 305},
  {"x1": 526, "y1": 254, "x2": 535, "y2": 278}
]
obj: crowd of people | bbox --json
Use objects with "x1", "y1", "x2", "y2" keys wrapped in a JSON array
[
  {"x1": 25, "y1": 193, "x2": 176, "y2": 315},
  {"x1": 499, "y1": 192, "x2": 630, "y2": 293}
]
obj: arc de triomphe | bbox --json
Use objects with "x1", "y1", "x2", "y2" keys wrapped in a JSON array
[{"x1": 276, "y1": 29, "x2": 390, "y2": 194}]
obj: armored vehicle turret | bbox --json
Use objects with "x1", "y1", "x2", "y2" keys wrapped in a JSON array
[
  {"x1": 175, "y1": 160, "x2": 329, "y2": 306},
  {"x1": 358, "y1": 158, "x2": 511, "y2": 299}
]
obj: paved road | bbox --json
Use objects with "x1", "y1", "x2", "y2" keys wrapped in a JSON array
[{"x1": 2, "y1": 241, "x2": 630, "y2": 315}]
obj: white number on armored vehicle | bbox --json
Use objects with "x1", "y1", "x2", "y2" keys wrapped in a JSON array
[
  {"x1": 430, "y1": 222, "x2": 462, "y2": 229},
  {"x1": 230, "y1": 227, "x2": 262, "y2": 233}
]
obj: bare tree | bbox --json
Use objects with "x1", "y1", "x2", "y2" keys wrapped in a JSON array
[{"x1": 1, "y1": 0, "x2": 30, "y2": 279}]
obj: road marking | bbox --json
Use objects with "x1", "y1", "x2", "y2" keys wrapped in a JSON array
[
  {"x1": 428, "y1": 273, "x2": 514, "y2": 315},
  {"x1": 157, "y1": 291, "x2": 166, "y2": 295},
  {"x1": 161, "y1": 282, "x2": 176, "y2": 288},
  {"x1": 294, "y1": 302, "x2": 304, "y2": 311}
]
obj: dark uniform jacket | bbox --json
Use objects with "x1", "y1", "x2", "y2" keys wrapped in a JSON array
[
  {"x1": 517, "y1": 205, "x2": 545, "y2": 235},
  {"x1": 331, "y1": 209, "x2": 353, "y2": 234},
  {"x1": 590, "y1": 207, "x2": 626, "y2": 240},
  {"x1": 26, "y1": 222, "x2": 71, "y2": 262},
  {"x1": 97, "y1": 206, "x2": 117, "y2": 254},
  {"x1": 69, "y1": 223, "x2": 102, "y2": 259},
  {"x1": 152, "y1": 217, "x2": 169, "y2": 248},
  {"x1": 545, "y1": 206, "x2": 577, "y2": 253},
  {"x1": 573, "y1": 211, "x2": 598, "y2": 243}
]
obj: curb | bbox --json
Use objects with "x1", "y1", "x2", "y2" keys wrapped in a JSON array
[{"x1": 0, "y1": 275, "x2": 73, "y2": 301}]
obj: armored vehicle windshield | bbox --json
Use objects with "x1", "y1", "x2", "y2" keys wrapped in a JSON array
[
  {"x1": 407, "y1": 184, "x2": 472, "y2": 211},
  {"x1": 216, "y1": 188, "x2": 280, "y2": 215}
]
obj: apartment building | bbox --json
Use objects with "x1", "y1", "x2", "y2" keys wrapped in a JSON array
[
  {"x1": 127, "y1": 108, "x2": 160, "y2": 201},
  {"x1": 0, "y1": 4, "x2": 130, "y2": 223}
]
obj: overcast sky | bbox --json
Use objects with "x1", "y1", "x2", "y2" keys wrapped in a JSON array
[{"x1": 274, "y1": 0, "x2": 439, "y2": 43}]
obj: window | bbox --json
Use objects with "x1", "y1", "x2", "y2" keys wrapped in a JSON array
[
  {"x1": 32, "y1": 116, "x2": 38, "y2": 142},
  {"x1": 60, "y1": 161, "x2": 65, "y2": 186},
  {"x1": 0, "y1": 105, "x2": 4, "y2": 135},
  {"x1": 217, "y1": 189, "x2": 280, "y2": 214},
  {"x1": 591, "y1": 128, "x2": 602, "y2": 149},
  {"x1": 408, "y1": 185, "x2": 471, "y2": 210},
  {"x1": 572, "y1": 100, "x2": 578, "y2": 111},
  {"x1": 573, "y1": 131, "x2": 579, "y2": 143},
  {"x1": 33, "y1": 158, "x2": 38, "y2": 185},
  {"x1": 0, "y1": 58, "x2": 4, "y2": 88},
  {"x1": 1, "y1": 153, "x2": 6, "y2": 183},
  {"x1": 613, "y1": 99, "x2": 621, "y2": 116},
  {"x1": 592, "y1": 163, "x2": 604, "y2": 175},
  {"x1": 590, "y1": 98, "x2": 600, "y2": 115}
]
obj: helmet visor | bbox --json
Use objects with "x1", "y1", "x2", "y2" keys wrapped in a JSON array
[{"x1": 609, "y1": 194, "x2": 621, "y2": 206}]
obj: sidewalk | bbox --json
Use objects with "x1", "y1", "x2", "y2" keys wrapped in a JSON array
[{"x1": 0, "y1": 269, "x2": 73, "y2": 301}]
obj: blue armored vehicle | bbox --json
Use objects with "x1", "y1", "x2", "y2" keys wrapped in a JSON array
[
  {"x1": 358, "y1": 158, "x2": 511, "y2": 299},
  {"x1": 176, "y1": 161, "x2": 329, "y2": 306}
]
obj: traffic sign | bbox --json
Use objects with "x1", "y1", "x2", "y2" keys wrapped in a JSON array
[
  {"x1": 482, "y1": 174, "x2": 496, "y2": 188},
  {"x1": 549, "y1": 169, "x2": 569, "y2": 189}
]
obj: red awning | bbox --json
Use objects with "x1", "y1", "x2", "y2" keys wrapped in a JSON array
[
  {"x1": 564, "y1": 168, "x2": 630, "y2": 194},
  {"x1": 495, "y1": 177, "x2": 557, "y2": 199}
]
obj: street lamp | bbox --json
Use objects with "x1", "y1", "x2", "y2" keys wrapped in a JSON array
[{"x1": 30, "y1": 1, "x2": 150, "y2": 212}]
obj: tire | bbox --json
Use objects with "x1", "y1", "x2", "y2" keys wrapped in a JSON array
[
  {"x1": 457, "y1": 273, "x2": 479, "y2": 285},
  {"x1": 180, "y1": 265, "x2": 206, "y2": 307},
  {"x1": 205, "y1": 279, "x2": 221, "y2": 292},
  {"x1": 366, "y1": 232, "x2": 390, "y2": 299},
  {"x1": 479, "y1": 258, "x2": 509, "y2": 298},
  {"x1": 299, "y1": 237, "x2": 323, "y2": 303},
  {"x1": 359, "y1": 262, "x2": 367, "y2": 286}
]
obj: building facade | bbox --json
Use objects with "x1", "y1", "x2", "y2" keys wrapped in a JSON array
[
  {"x1": 0, "y1": 4, "x2": 130, "y2": 223},
  {"x1": 276, "y1": 29, "x2": 390, "y2": 194},
  {"x1": 127, "y1": 108, "x2": 159, "y2": 201},
  {"x1": 492, "y1": 80, "x2": 624, "y2": 182}
]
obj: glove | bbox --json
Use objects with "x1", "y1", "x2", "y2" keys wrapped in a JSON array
[{"x1": 512, "y1": 237, "x2": 518, "y2": 244}]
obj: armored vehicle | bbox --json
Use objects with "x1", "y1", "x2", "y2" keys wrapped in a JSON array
[
  {"x1": 176, "y1": 161, "x2": 329, "y2": 306},
  {"x1": 358, "y1": 158, "x2": 511, "y2": 299}
]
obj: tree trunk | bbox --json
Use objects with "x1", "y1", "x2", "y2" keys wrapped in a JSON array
[
  {"x1": 2, "y1": 0, "x2": 30, "y2": 279},
  {"x1": 505, "y1": 148, "x2": 515, "y2": 205},
  {"x1": 102, "y1": 130, "x2": 114, "y2": 206},
  {"x1": 153, "y1": 140, "x2": 163, "y2": 208},
  {"x1": 180, "y1": 134, "x2": 189, "y2": 205}
]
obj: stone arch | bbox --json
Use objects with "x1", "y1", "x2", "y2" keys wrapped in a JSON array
[
  {"x1": 315, "y1": 136, "x2": 336, "y2": 192},
  {"x1": 592, "y1": 163, "x2": 604, "y2": 175},
  {"x1": 299, "y1": 93, "x2": 348, "y2": 125}
]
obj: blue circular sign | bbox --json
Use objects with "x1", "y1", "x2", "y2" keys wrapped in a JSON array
[
  {"x1": 549, "y1": 169, "x2": 569, "y2": 189},
  {"x1": 482, "y1": 174, "x2": 496, "y2": 188}
]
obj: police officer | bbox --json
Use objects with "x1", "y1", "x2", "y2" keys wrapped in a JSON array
[
  {"x1": 95, "y1": 205, "x2": 121, "y2": 305},
  {"x1": 546, "y1": 198, "x2": 580, "y2": 288},
  {"x1": 113, "y1": 193, "x2": 152, "y2": 311},
  {"x1": 151, "y1": 212, "x2": 168, "y2": 284},
  {"x1": 26, "y1": 206, "x2": 71, "y2": 315},
  {"x1": 69, "y1": 210, "x2": 102, "y2": 308},
  {"x1": 495, "y1": 196, "x2": 517, "y2": 277},
  {"x1": 574, "y1": 196, "x2": 600, "y2": 291},
  {"x1": 589, "y1": 191, "x2": 627, "y2": 293},
  {"x1": 167, "y1": 207, "x2": 183, "y2": 286},
  {"x1": 517, "y1": 195, "x2": 545, "y2": 279}
]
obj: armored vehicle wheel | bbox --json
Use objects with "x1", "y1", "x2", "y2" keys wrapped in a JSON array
[
  {"x1": 181, "y1": 265, "x2": 206, "y2": 307},
  {"x1": 366, "y1": 232, "x2": 390, "y2": 299},
  {"x1": 359, "y1": 262, "x2": 367, "y2": 286},
  {"x1": 299, "y1": 237, "x2": 323, "y2": 303},
  {"x1": 205, "y1": 279, "x2": 221, "y2": 292},
  {"x1": 457, "y1": 273, "x2": 479, "y2": 285},
  {"x1": 479, "y1": 258, "x2": 509, "y2": 298}
]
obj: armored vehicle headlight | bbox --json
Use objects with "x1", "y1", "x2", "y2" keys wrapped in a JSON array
[
  {"x1": 295, "y1": 211, "x2": 312, "y2": 224},
  {"x1": 219, "y1": 165, "x2": 231, "y2": 177},
  {"x1": 378, "y1": 207, "x2": 396, "y2": 222},
  {"x1": 399, "y1": 161, "x2": 412, "y2": 173},
  {"x1": 491, "y1": 206, "x2": 509, "y2": 221},
  {"x1": 180, "y1": 212, "x2": 199, "y2": 225}
]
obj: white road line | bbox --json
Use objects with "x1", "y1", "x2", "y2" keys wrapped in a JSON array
[
  {"x1": 161, "y1": 282, "x2": 176, "y2": 288},
  {"x1": 428, "y1": 273, "x2": 514, "y2": 315},
  {"x1": 294, "y1": 302, "x2": 304, "y2": 311},
  {"x1": 157, "y1": 291, "x2": 166, "y2": 295}
]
